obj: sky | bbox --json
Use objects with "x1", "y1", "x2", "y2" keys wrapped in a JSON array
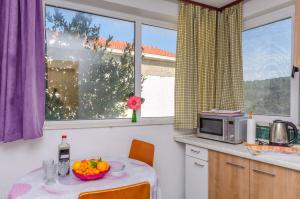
[
  {"x1": 46, "y1": 6, "x2": 177, "y2": 53},
  {"x1": 242, "y1": 18, "x2": 292, "y2": 81}
]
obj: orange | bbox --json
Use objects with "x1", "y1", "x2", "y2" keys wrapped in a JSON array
[{"x1": 97, "y1": 161, "x2": 109, "y2": 172}]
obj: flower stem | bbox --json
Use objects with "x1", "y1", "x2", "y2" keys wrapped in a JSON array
[{"x1": 132, "y1": 110, "x2": 137, "y2": 123}]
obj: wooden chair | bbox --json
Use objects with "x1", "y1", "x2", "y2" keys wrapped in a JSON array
[
  {"x1": 78, "y1": 182, "x2": 150, "y2": 199},
  {"x1": 129, "y1": 139, "x2": 155, "y2": 167}
]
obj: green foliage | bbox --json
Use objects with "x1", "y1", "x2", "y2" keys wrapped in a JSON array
[
  {"x1": 45, "y1": 8, "x2": 135, "y2": 120},
  {"x1": 46, "y1": 9, "x2": 67, "y2": 32},
  {"x1": 45, "y1": 88, "x2": 65, "y2": 120},
  {"x1": 244, "y1": 77, "x2": 290, "y2": 115},
  {"x1": 80, "y1": 42, "x2": 135, "y2": 119},
  {"x1": 46, "y1": 9, "x2": 100, "y2": 37},
  {"x1": 66, "y1": 13, "x2": 100, "y2": 38}
]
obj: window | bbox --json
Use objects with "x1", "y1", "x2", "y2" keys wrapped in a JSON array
[
  {"x1": 45, "y1": 5, "x2": 177, "y2": 122},
  {"x1": 243, "y1": 18, "x2": 292, "y2": 116},
  {"x1": 45, "y1": 6, "x2": 134, "y2": 120},
  {"x1": 141, "y1": 25, "x2": 177, "y2": 117}
]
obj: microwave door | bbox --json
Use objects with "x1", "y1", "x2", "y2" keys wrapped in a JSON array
[{"x1": 199, "y1": 118, "x2": 224, "y2": 136}]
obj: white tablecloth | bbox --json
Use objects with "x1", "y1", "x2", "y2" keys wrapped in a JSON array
[{"x1": 8, "y1": 157, "x2": 158, "y2": 199}]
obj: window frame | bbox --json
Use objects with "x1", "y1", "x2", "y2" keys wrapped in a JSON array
[
  {"x1": 243, "y1": 5, "x2": 299, "y2": 124},
  {"x1": 43, "y1": 0, "x2": 177, "y2": 129}
]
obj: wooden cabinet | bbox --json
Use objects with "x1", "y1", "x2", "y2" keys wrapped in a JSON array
[
  {"x1": 208, "y1": 151, "x2": 250, "y2": 199},
  {"x1": 250, "y1": 161, "x2": 300, "y2": 199},
  {"x1": 294, "y1": 0, "x2": 300, "y2": 67}
]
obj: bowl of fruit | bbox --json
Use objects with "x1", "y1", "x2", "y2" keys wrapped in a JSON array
[{"x1": 72, "y1": 158, "x2": 110, "y2": 181}]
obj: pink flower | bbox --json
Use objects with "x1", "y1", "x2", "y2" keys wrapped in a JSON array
[{"x1": 127, "y1": 96, "x2": 142, "y2": 110}]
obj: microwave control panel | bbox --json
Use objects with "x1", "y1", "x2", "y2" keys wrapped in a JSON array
[{"x1": 227, "y1": 120, "x2": 235, "y2": 141}]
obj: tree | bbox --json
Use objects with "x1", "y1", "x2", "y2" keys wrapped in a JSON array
[
  {"x1": 80, "y1": 38, "x2": 135, "y2": 119},
  {"x1": 45, "y1": 88, "x2": 65, "y2": 120},
  {"x1": 244, "y1": 77, "x2": 290, "y2": 115},
  {"x1": 45, "y1": 8, "x2": 135, "y2": 120},
  {"x1": 46, "y1": 9, "x2": 100, "y2": 37}
]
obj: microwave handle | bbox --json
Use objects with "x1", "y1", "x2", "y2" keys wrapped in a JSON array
[{"x1": 223, "y1": 119, "x2": 227, "y2": 140}]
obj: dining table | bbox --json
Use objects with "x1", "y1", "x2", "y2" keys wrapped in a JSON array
[{"x1": 8, "y1": 156, "x2": 159, "y2": 199}]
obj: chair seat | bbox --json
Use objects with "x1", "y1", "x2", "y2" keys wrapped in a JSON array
[{"x1": 78, "y1": 182, "x2": 150, "y2": 199}]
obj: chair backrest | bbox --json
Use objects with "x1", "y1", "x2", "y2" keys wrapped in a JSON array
[
  {"x1": 129, "y1": 139, "x2": 155, "y2": 167},
  {"x1": 78, "y1": 182, "x2": 150, "y2": 199}
]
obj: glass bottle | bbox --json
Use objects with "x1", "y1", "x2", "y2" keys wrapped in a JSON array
[{"x1": 58, "y1": 134, "x2": 70, "y2": 176}]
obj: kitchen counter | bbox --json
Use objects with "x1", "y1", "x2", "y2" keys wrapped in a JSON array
[{"x1": 174, "y1": 134, "x2": 300, "y2": 171}]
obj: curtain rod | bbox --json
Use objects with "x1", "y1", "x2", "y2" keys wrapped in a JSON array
[
  {"x1": 181, "y1": 0, "x2": 244, "y2": 11},
  {"x1": 221, "y1": 0, "x2": 243, "y2": 10},
  {"x1": 181, "y1": 0, "x2": 220, "y2": 11}
]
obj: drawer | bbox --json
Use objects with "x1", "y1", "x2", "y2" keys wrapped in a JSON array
[
  {"x1": 209, "y1": 150, "x2": 249, "y2": 171},
  {"x1": 186, "y1": 145, "x2": 208, "y2": 161}
]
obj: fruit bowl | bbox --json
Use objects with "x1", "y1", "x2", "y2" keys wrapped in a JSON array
[
  {"x1": 72, "y1": 158, "x2": 110, "y2": 181},
  {"x1": 72, "y1": 167, "x2": 110, "y2": 181}
]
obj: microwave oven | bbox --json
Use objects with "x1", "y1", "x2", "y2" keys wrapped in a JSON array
[{"x1": 197, "y1": 114, "x2": 247, "y2": 144}]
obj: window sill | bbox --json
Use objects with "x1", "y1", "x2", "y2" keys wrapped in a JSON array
[
  {"x1": 43, "y1": 117, "x2": 174, "y2": 130},
  {"x1": 253, "y1": 115, "x2": 299, "y2": 125}
]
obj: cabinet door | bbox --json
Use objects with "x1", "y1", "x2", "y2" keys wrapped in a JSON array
[
  {"x1": 185, "y1": 156, "x2": 208, "y2": 199},
  {"x1": 209, "y1": 151, "x2": 250, "y2": 199},
  {"x1": 294, "y1": 0, "x2": 300, "y2": 66},
  {"x1": 250, "y1": 161, "x2": 300, "y2": 199}
]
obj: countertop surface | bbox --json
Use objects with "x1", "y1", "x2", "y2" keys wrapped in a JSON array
[{"x1": 174, "y1": 134, "x2": 300, "y2": 171}]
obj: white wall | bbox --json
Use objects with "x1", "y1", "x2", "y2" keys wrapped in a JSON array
[
  {"x1": 0, "y1": 124, "x2": 186, "y2": 199},
  {"x1": 63, "y1": 0, "x2": 178, "y2": 23},
  {"x1": 244, "y1": 0, "x2": 293, "y2": 19}
]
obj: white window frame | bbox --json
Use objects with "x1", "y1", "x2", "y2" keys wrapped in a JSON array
[
  {"x1": 243, "y1": 5, "x2": 299, "y2": 125},
  {"x1": 43, "y1": 0, "x2": 176, "y2": 130}
]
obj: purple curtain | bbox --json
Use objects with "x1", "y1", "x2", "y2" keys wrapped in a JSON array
[{"x1": 0, "y1": 0, "x2": 45, "y2": 142}]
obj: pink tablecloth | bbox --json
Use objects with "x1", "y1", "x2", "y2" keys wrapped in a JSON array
[{"x1": 8, "y1": 157, "x2": 158, "y2": 199}]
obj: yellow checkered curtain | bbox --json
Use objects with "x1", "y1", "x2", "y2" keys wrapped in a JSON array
[
  {"x1": 175, "y1": 1, "x2": 244, "y2": 129},
  {"x1": 175, "y1": 2, "x2": 217, "y2": 129},
  {"x1": 215, "y1": 2, "x2": 244, "y2": 110},
  {"x1": 195, "y1": 7, "x2": 218, "y2": 114}
]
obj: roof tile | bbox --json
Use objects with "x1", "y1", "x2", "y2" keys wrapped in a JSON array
[{"x1": 96, "y1": 38, "x2": 176, "y2": 58}]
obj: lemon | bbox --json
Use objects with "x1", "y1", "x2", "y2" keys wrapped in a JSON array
[{"x1": 72, "y1": 161, "x2": 81, "y2": 171}]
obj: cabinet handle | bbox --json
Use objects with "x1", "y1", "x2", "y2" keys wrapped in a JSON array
[
  {"x1": 194, "y1": 162, "x2": 205, "y2": 167},
  {"x1": 190, "y1": 149, "x2": 201, "y2": 154},
  {"x1": 253, "y1": 169, "x2": 276, "y2": 177},
  {"x1": 226, "y1": 161, "x2": 245, "y2": 169}
]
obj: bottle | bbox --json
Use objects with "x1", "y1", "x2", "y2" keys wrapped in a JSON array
[
  {"x1": 247, "y1": 112, "x2": 256, "y2": 144},
  {"x1": 58, "y1": 134, "x2": 70, "y2": 176}
]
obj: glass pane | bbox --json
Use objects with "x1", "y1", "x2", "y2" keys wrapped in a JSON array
[
  {"x1": 243, "y1": 18, "x2": 291, "y2": 116},
  {"x1": 45, "y1": 6, "x2": 135, "y2": 120},
  {"x1": 141, "y1": 25, "x2": 177, "y2": 117}
]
